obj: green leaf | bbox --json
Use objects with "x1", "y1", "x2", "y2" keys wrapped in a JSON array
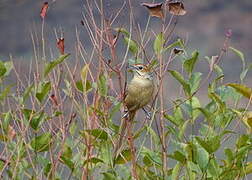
[
  {"x1": 43, "y1": 162, "x2": 52, "y2": 177},
  {"x1": 171, "y1": 162, "x2": 181, "y2": 180},
  {"x1": 226, "y1": 83, "x2": 252, "y2": 99},
  {"x1": 168, "y1": 70, "x2": 190, "y2": 95},
  {"x1": 0, "y1": 85, "x2": 12, "y2": 101},
  {"x1": 141, "y1": 147, "x2": 162, "y2": 166},
  {"x1": 22, "y1": 84, "x2": 34, "y2": 104},
  {"x1": 183, "y1": 96, "x2": 201, "y2": 120},
  {"x1": 76, "y1": 80, "x2": 92, "y2": 93},
  {"x1": 30, "y1": 132, "x2": 52, "y2": 152},
  {"x1": 44, "y1": 53, "x2": 70, "y2": 77},
  {"x1": 240, "y1": 63, "x2": 252, "y2": 81},
  {"x1": 0, "y1": 60, "x2": 7, "y2": 78},
  {"x1": 3, "y1": 61, "x2": 13, "y2": 76},
  {"x1": 30, "y1": 111, "x2": 45, "y2": 131},
  {"x1": 229, "y1": 47, "x2": 245, "y2": 70},
  {"x1": 114, "y1": 28, "x2": 130, "y2": 37},
  {"x1": 98, "y1": 74, "x2": 108, "y2": 97},
  {"x1": 183, "y1": 51, "x2": 199, "y2": 75},
  {"x1": 115, "y1": 148, "x2": 132, "y2": 164},
  {"x1": 195, "y1": 145, "x2": 209, "y2": 171},
  {"x1": 36, "y1": 81, "x2": 51, "y2": 103},
  {"x1": 81, "y1": 64, "x2": 89, "y2": 82},
  {"x1": 179, "y1": 120, "x2": 190, "y2": 139},
  {"x1": 207, "y1": 158, "x2": 220, "y2": 178},
  {"x1": 189, "y1": 72, "x2": 202, "y2": 94},
  {"x1": 153, "y1": 33, "x2": 164, "y2": 55},
  {"x1": 84, "y1": 129, "x2": 108, "y2": 140},
  {"x1": 163, "y1": 39, "x2": 184, "y2": 52},
  {"x1": 196, "y1": 108, "x2": 212, "y2": 124},
  {"x1": 236, "y1": 134, "x2": 249, "y2": 149},
  {"x1": 60, "y1": 145, "x2": 74, "y2": 171},
  {"x1": 2, "y1": 111, "x2": 11, "y2": 134},
  {"x1": 224, "y1": 148, "x2": 234, "y2": 166},
  {"x1": 196, "y1": 136, "x2": 220, "y2": 154},
  {"x1": 168, "y1": 151, "x2": 186, "y2": 163},
  {"x1": 123, "y1": 36, "x2": 138, "y2": 55},
  {"x1": 84, "y1": 157, "x2": 104, "y2": 165},
  {"x1": 164, "y1": 113, "x2": 179, "y2": 126}
]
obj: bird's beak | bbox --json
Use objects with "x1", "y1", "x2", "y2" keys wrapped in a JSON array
[{"x1": 128, "y1": 64, "x2": 137, "y2": 72}]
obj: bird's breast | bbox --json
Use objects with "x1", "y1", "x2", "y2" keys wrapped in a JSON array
[{"x1": 125, "y1": 77, "x2": 154, "y2": 112}]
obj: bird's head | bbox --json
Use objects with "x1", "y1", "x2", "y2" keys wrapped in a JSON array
[{"x1": 129, "y1": 64, "x2": 153, "y2": 80}]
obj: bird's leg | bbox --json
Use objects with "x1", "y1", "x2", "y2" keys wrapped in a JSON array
[
  {"x1": 142, "y1": 107, "x2": 151, "y2": 119},
  {"x1": 122, "y1": 110, "x2": 129, "y2": 118}
]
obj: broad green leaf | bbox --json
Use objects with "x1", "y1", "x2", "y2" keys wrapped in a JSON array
[
  {"x1": 153, "y1": 33, "x2": 164, "y2": 55},
  {"x1": 168, "y1": 70, "x2": 190, "y2": 95},
  {"x1": 196, "y1": 136, "x2": 220, "y2": 154},
  {"x1": 30, "y1": 111, "x2": 45, "y2": 131},
  {"x1": 196, "y1": 108, "x2": 212, "y2": 124},
  {"x1": 174, "y1": 106, "x2": 184, "y2": 126},
  {"x1": 30, "y1": 132, "x2": 52, "y2": 152},
  {"x1": 164, "y1": 113, "x2": 179, "y2": 126},
  {"x1": 75, "y1": 80, "x2": 92, "y2": 93},
  {"x1": 141, "y1": 147, "x2": 162, "y2": 166},
  {"x1": 189, "y1": 72, "x2": 202, "y2": 94},
  {"x1": 208, "y1": 92, "x2": 226, "y2": 112},
  {"x1": 183, "y1": 96, "x2": 201, "y2": 120},
  {"x1": 115, "y1": 148, "x2": 132, "y2": 164},
  {"x1": 84, "y1": 157, "x2": 104, "y2": 165},
  {"x1": 43, "y1": 162, "x2": 52, "y2": 177},
  {"x1": 226, "y1": 83, "x2": 252, "y2": 99},
  {"x1": 195, "y1": 145, "x2": 209, "y2": 171},
  {"x1": 60, "y1": 145, "x2": 74, "y2": 171},
  {"x1": 229, "y1": 47, "x2": 245, "y2": 70},
  {"x1": 98, "y1": 74, "x2": 108, "y2": 97},
  {"x1": 179, "y1": 120, "x2": 190, "y2": 139},
  {"x1": 102, "y1": 171, "x2": 117, "y2": 180},
  {"x1": 224, "y1": 148, "x2": 233, "y2": 166},
  {"x1": 171, "y1": 162, "x2": 181, "y2": 180},
  {"x1": 84, "y1": 129, "x2": 108, "y2": 140},
  {"x1": 207, "y1": 158, "x2": 220, "y2": 178},
  {"x1": 123, "y1": 36, "x2": 138, "y2": 55},
  {"x1": 168, "y1": 151, "x2": 186, "y2": 163},
  {"x1": 236, "y1": 134, "x2": 249, "y2": 149},
  {"x1": 36, "y1": 81, "x2": 51, "y2": 103},
  {"x1": 183, "y1": 51, "x2": 199, "y2": 75},
  {"x1": 44, "y1": 53, "x2": 70, "y2": 77}
]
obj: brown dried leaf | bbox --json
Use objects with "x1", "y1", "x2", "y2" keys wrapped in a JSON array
[
  {"x1": 141, "y1": 2, "x2": 164, "y2": 19},
  {"x1": 167, "y1": 2, "x2": 186, "y2": 16},
  {"x1": 40, "y1": 2, "x2": 49, "y2": 19},
  {"x1": 57, "y1": 38, "x2": 65, "y2": 55}
]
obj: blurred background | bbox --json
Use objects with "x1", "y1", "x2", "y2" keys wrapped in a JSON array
[{"x1": 0, "y1": 0, "x2": 252, "y2": 81}]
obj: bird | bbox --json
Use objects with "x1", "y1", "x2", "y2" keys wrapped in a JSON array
[{"x1": 114, "y1": 63, "x2": 155, "y2": 160}]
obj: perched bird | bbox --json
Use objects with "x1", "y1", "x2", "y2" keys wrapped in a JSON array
[{"x1": 114, "y1": 64, "x2": 155, "y2": 159}]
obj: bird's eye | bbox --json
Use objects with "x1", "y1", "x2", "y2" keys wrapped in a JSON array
[{"x1": 138, "y1": 66, "x2": 143, "y2": 70}]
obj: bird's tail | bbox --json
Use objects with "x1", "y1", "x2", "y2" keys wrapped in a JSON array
[{"x1": 113, "y1": 111, "x2": 135, "y2": 162}]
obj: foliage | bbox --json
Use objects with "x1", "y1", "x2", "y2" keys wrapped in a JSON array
[{"x1": 0, "y1": 1, "x2": 251, "y2": 179}]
